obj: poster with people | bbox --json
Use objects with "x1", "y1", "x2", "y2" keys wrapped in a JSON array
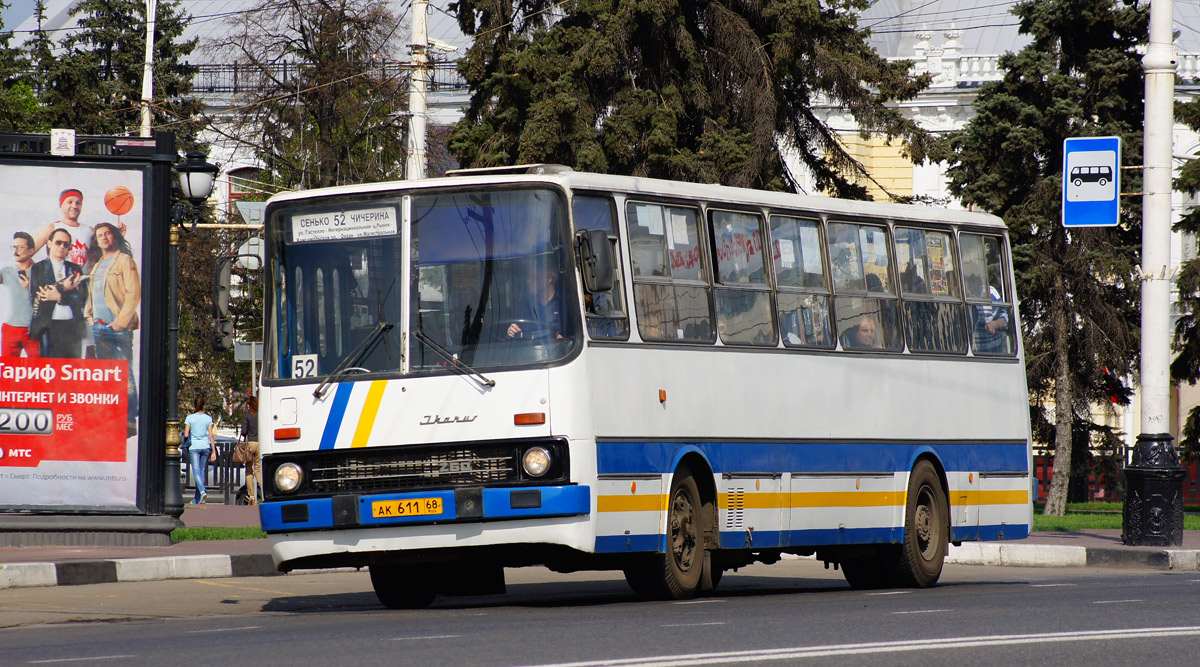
[{"x1": 0, "y1": 163, "x2": 144, "y2": 508}]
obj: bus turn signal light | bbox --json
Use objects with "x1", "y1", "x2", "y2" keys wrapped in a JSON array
[
  {"x1": 275, "y1": 427, "x2": 301, "y2": 440},
  {"x1": 514, "y1": 412, "x2": 546, "y2": 425}
]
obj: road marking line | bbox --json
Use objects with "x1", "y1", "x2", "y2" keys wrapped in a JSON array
[
  {"x1": 662, "y1": 623, "x2": 726, "y2": 628},
  {"x1": 891, "y1": 609, "x2": 951, "y2": 615},
  {"x1": 186, "y1": 626, "x2": 263, "y2": 633},
  {"x1": 29, "y1": 657, "x2": 137, "y2": 664},
  {"x1": 1030, "y1": 584, "x2": 1075, "y2": 587},
  {"x1": 390, "y1": 635, "x2": 462, "y2": 641},
  {"x1": 1092, "y1": 600, "x2": 1143, "y2": 604},
  {"x1": 866, "y1": 591, "x2": 911, "y2": 596},
  {"x1": 192, "y1": 580, "x2": 295, "y2": 596},
  {"x1": 672, "y1": 599, "x2": 723, "y2": 605},
  {"x1": 505, "y1": 626, "x2": 1200, "y2": 667}
]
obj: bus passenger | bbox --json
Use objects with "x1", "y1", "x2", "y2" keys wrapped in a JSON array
[
  {"x1": 968, "y1": 275, "x2": 1009, "y2": 353},
  {"x1": 507, "y1": 267, "x2": 563, "y2": 339},
  {"x1": 842, "y1": 314, "x2": 879, "y2": 349}
]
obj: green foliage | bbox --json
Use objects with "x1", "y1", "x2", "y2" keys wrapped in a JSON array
[
  {"x1": 177, "y1": 224, "x2": 263, "y2": 426},
  {"x1": 450, "y1": 0, "x2": 931, "y2": 196},
  {"x1": 216, "y1": 0, "x2": 407, "y2": 190},
  {"x1": 36, "y1": 0, "x2": 201, "y2": 138},
  {"x1": 1172, "y1": 99, "x2": 1200, "y2": 462},
  {"x1": 171, "y1": 525, "x2": 268, "y2": 541},
  {"x1": 936, "y1": 0, "x2": 1147, "y2": 515}
]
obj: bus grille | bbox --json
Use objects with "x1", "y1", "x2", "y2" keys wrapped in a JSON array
[{"x1": 283, "y1": 439, "x2": 567, "y2": 496}]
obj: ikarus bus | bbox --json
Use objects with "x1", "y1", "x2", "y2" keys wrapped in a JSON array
[{"x1": 253, "y1": 165, "x2": 1033, "y2": 608}]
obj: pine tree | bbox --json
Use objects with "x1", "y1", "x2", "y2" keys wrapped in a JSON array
[
  {"x1": 216, "y1": 0, "x2": 408, "y2": 189},
  {"x1": 450, "y1": 0, "x2": 931, "y2": 196},
  {"x1": 1170, "y1": 100, "x2": 1200, "y2": 461},
  {"x1": 0, "y1": 0, "x2": 42, "y2": 130},
  {"x1": 40, "y1": 0, "x2": 201, "y2": 136},
  {"x1": 937, "y1": 0, "x2": 1147, "y2": 515}
]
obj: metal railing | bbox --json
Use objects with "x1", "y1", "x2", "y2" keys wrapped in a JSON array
[{"x1": 189, "y1": 61, "x2": 467, "y2": 95}]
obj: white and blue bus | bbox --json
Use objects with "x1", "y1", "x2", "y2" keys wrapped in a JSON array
[{"x1": 254, "y1": 166, "x2": 1032, "y2": 607}]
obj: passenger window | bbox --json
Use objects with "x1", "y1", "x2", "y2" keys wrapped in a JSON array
[
  {"x1": 574, "y1": 195, "x2": 630, "y2": 340},
  {"x1": 770, "y1": 215, "x2": 833, "y2": 349},
  {"x1": 710, "y1": 210, "x2": 774, "y2": 346},
  {"x1": 960, "y1": 233, "x2": 1015, "y2": 356},
  {"x1": 828, "y1": 222, "x2": 901, "y2": 351},
  {"x1": 895, "y1": 228, "x2": 966, "y2": 354},
  {"x1": 626, "y1": 202, "x2": 713, "y2": 342}
]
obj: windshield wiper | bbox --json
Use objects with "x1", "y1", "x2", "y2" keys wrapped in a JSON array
[
  {"x1": 313, "y1": 321, "x2": 394, "y2": 399},
  {"x1": 412, "y1": 328, "x2": 495, "y2": 388}
]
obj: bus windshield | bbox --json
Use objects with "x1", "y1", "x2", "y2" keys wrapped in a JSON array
[{"x1": 265, "y1": 187, "x2": 579, "y2": 381}]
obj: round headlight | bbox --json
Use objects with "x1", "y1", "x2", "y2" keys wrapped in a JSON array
[
  {"x1": 522, "y1": 446, "x2": 552, "y2": 477},
  {"x1": 274, "y1": 462, "x2": 303, "y2": 493}
]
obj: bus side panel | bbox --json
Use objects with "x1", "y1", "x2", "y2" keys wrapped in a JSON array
[{"x1": 594, "y1": 475, "x2": 664, "y2": 553}]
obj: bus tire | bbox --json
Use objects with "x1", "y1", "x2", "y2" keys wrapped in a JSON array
[
  {"x1": 369, "y1": 565, "x2": 437, "y2": 609},
  {"x1": 623, "y1": 466, "x2": 705, "y2": 599},
  {"x1": 892, "y1": 460, "x2": 948, "y2": 588}
]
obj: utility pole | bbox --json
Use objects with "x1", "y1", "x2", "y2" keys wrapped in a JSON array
[
  {"x1": 139, "y1": 0, "x2": 157, "y2": 137},
  {"x1": 1124, "y1": 0, "x2": 1185, "y2": 546},
  {"x1": 405, "y1": 0, "x2": 428, "y2": 180}
]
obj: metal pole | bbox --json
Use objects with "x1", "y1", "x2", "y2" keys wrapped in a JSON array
[
  {"x1": 405, "y1": 0, "x2": 428, "y2": 180},
  {"x1": 139, "y1": 0, "x2": 157, "y2": 137},
  {"x1": 164, "y1": 221, "x2": 184, "y2": 515},
  {"x1": 1124, "y1": 0, "x2": 1184, "y2": 546}
]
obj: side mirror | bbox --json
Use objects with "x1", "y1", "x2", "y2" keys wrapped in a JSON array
[
  {"x1": 213, "y1": 257, "x2": 232, "y2": 319},
  {"x1": 577, "y1": 229, "x2": 615, "y2": 293}
]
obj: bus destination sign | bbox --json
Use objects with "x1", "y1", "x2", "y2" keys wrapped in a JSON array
[{"x1": 291, "y1": 205, "x2": 398, "y2": 243}]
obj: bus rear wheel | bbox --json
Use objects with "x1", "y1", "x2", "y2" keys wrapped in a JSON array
[
  {"x1": 369, "y1": 565, "x2": 437, "y2": 609},
  {"x1": 892, "y1": 460, "x2": 949, "y2": 588},
  {"x1": 623, "y1": 467, "x2": 705, "y2": 599}
]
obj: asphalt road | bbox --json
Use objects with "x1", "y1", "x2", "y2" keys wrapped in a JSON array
[{"x1": 3, "y1": 560, "x2": 1200, "y2": 665}]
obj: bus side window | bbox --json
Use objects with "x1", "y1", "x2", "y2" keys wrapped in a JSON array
[
  {"x1": 770, "y1": 214, "x2": 834, "y2": 349},
  {"x1": 710, "y1": 210, "x2": 775, "y2": 346},
  {"x1": 573, "y1": 195, "x2": 630, "y2": 340},
  {"x1": 626, "y1": 202, "x2": 713, "y2": 343},
  {"x1": 828, "y1": 222, "x2": 902, "y2": 351},
  {"x1": 960, "y1": 233, "x2": 1016, "y2": 356},
  {"x1": 895, "y1": 227, "x2": 966, "y2": 354}
]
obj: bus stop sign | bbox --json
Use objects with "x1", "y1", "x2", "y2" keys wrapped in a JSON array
[{"x1": 1062, "y1": 136, "x2": 1121, "y2": 227}]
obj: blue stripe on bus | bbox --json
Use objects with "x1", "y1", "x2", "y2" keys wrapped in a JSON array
[
  {"x1": 318, "y1": 383, "x2": 355, "y2": 450},
  {"x1": 597, "y1": 525, "x2": 1030, "y2": 554},
  {"x1": 596, "y1": 440, "x2": 1028, "y2": 475}
]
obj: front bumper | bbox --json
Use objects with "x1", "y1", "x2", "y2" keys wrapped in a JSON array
[{"x1": 260, "y1": 484, "x2": 590, "y2": 533}]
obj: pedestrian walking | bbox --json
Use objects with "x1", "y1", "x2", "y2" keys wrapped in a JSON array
[
  {"x1": 240, "y1": 395, "x2": 261, "y2": 504},
  {"x1": 182, "y1": 396, "x2": 216, "y2": 505}
]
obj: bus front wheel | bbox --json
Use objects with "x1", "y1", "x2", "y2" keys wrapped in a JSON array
[
  {"x1": 369, "y1": 565, "x2": 437, "y2": 609},
  {"x1": 623, "y1": 467, "x2": 705, "y2": 599},
  {"x1": 893, "y1": 460, "x2": 949, "y2": 588}
]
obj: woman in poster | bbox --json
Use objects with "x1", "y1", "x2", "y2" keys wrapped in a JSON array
[{"x1": 85, "y1": 222, "x2": 141, "y2": 436}]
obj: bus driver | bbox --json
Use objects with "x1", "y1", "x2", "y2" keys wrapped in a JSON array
[{"x1": 507, "y1": 266, "x2": 563, "y2": 339}]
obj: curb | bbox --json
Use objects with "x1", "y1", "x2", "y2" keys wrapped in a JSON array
[
  {"x1": 947, "y1": 543, "x2": 1200, "y2": 571},
  {"x1": 0, "y1": 553, "x2": 278, "y2": 590}
]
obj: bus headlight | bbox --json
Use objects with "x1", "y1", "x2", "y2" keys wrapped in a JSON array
[
  {"x1": 274, "y1": 463, "x2": 303, "y2": 493},
  {"x1": 522, "y1": 446, "x2": 552, "y2": 477}
]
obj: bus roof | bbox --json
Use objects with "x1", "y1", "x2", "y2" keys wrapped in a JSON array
[{"x1": 265, "y1": 167, "x2": 1007, "y2": 231}]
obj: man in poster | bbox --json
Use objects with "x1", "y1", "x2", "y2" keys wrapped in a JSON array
[
  {"x1": 29, "y1": 228, "x2": 88, "y2": 358},
  {"x1": 33, "y1": 189, "x2": 94, "y2": 267},
  {"x1": 0, "y1": 232, "x2": 40, "y2": 357}
]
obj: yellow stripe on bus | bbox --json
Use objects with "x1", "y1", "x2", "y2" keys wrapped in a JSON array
[
  {"x1": 598, "y1": 487, "x2": 1029, "y2": 513},
  {"x1": 350, "y1": 381, "x2": 388, "y2": 448},
  {"x1": 597, "y1": 495, "x2": 666, "y2": 512}
]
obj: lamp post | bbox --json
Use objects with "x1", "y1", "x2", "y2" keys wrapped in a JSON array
[{"x1": 166, "y1": 150, "x2": 219, "y2": 516}]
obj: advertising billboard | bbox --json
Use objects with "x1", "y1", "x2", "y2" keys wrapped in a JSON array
[{"x1": 0, "y1": 159, "x2": 150, "y2": 508}]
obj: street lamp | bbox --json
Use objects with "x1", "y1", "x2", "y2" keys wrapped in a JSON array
[{"x1": 165, "y1": 150, "x2": 219, "y2": 516}]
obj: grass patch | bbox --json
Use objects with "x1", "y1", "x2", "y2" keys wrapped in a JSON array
[
  {"x1": 171, "y1": 526, "x2": 267, "y2": 542},
  {"x1": 1033, "y1": 510, "x2": 1200, "y2": 532}
]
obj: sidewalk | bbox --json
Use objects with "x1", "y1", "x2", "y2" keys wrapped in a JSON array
[{"x1": 3, "y1": 507, "x2": 1200, "y2": 589}]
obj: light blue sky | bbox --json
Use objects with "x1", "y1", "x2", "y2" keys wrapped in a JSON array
[{"x1": 2, "y1": 0, "x2": 36, "y2": 30}]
